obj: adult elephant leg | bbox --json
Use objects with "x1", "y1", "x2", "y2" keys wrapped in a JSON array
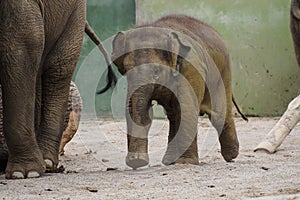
[
  {"x1": 35, "y1": 76, "x2": 42, "y2": 134},
  {"x1": 0, "y1": 84, "x2": 7, "y2": 172},
  {"x1": 37, "y1": 5, "x2": 85, "y2": 172},
  {"x1": 291, "y1": 0, "x2": 300, "y2": 66},
  {"x1": 125, "y1": 92, "x2": 152, "y2": 169},
  {"x1": 0, "y1": 89, "x2": 8, "y2": 172},
  {"x1": 0, "y1": 1, "x2": 45, "y2": 179},
  {"x1": 2, "y1": 74, "x2": 45, "y2": 179},
  {"x1": 162, "y1": 80, "x2": 200, "y2": 166}
]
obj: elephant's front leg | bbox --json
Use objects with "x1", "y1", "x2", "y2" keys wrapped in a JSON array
[
  {"x1": 162, "y1": 86, "x2": 199, "y2": 166},
  {"x1": 2, "y1": 75, "x2": 45, "y2": 179},
  {"x1": 0, "y1": 3, "x2": 46, "y2": 179},
  {"x1": 125, "y1": 93, "x2": 152, "y2": 169}
]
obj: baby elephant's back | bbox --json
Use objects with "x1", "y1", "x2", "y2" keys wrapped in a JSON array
[{"x1": 153, "y1": 15, "x2": 230, "y2": 71}]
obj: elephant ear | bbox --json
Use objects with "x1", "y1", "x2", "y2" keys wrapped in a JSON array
[
  {"x1": 292, "y1": 0, "x2": 300, "y2": 19},
  {"x1": 168, "y1": 32, "x2": 191, "y2": 76},
  {"x1": 112, "y1": 32, "x2": 126, "y2": 75}
]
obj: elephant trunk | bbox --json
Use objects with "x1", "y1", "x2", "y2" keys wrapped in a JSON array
[{"x1": 125, "y1": 87, "x2": 153, "y2": 169}]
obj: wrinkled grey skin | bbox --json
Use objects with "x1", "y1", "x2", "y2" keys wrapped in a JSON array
[
  {"x1": 112, "y1": 15, "x2": 239, "y2": 169},
  {"x1": 0, "y1": 0, "x2": 86, "y2": 179},
  {"x1": 291, "y1": 0, "x2": 300, "y2": 66},
  {"x1": 0, "y1": 81, "x2": 82, "y2": 172},
  {"x1": 0, "y1": 85, "x2": 6, "y2": 172}
]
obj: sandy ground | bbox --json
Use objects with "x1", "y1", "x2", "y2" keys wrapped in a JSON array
[{"x1": 0, "y1": 117, "x2": 299, "y2": 200}]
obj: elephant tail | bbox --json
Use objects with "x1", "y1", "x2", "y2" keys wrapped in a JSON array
[
  {"x1": 84, "y1": 21, "x2": 117, "y2": 94},
  {"x1": 232, "y1": 96, "x2": 248, "y2": 122}
]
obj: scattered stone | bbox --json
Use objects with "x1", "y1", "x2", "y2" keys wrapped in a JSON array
[
  {"x1": 55, "y1": 165, "x2": 66, "y2": 173},
  {"x1": 261, "y1": 166, "x2": 270, "y2": 171},
  {"x1": 106, "y1": 167, "x2": 118, "y2": 171},
  {"x1": 85, "y1": 187, "x2": 98, "y2": 193},
  {"x1": 66, "y1": 170, "x2": 79, "y2": 174},
  {"x1": 0, "y1": 181, "x2": 7, "y2": 185}
]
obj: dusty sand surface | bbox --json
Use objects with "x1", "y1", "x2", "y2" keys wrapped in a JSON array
[{"x1": 0, "y1": 117, "x2": 299, "y2": 200}]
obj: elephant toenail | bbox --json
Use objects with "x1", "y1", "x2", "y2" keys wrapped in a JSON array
[
  {"x1": 45, "y1": 159, "x2": 53, "y2": 169},
  {"x1": 11, "y1": 171, "x2": 24, "y2": 179},
  {"x1": 27, "y1": 171, "x2": 40, "y2": 178}
]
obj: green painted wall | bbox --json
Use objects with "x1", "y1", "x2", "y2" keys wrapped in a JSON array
[
  {"x1": 136, "y1": 0, "x2": 300, "y2": 116},
  {"x1": 74, "y1": 0, "x2": 135, "y2": 117}
]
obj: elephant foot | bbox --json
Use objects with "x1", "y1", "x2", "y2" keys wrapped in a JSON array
[
  {"x1": 40, "y1": 149, "x2": 60, "y2": 172},
  {"x1": 11, "y1": 171, "x2": 40, "y2": 179},
  {"x1": 43, "y1": 157, "x2": 59, "y2": 173},
  {"x1": 5, "y1": 152, "x2": 45, "y2": 179},
  {"x1": 126, "y1": 152, "x2": 149, "y2": 169},
  {"x1": 45, "y1": 159, "x2": 54, "y2": 170},
  {"x1": 219, "y1": 127, "x2": 239, "y2": 162},
  {"x1": 221, "y1": 144, "x2": 239, "y2": 162},
  {"x1": 162, "y1": 152, "x2": 199, "y2": 166},
  {"x1": 174, "y1": 156, "x2": 199, "y2": 165}
]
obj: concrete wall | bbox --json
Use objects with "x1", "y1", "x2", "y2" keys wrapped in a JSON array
[
  {"x1": 136, "y1": 0, "x2": 300, "y2": 116},
  {"x1": 74, "y1": 0, "x2": 135, "y2": 117}
]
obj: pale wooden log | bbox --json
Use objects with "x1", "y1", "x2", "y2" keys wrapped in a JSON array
[{"x1": 254, "y1": 95, "x2": 300, "y2": 153}]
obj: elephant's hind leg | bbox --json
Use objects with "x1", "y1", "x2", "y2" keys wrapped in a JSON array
[
  {"x1": 37, "y1": 5, "x2": 85, "y2": 172},
  {"x1": 219, "y1": 117, "x2": 239, "y2": 162},
  {"x1": 210, "y1": 114, "x2": 239, "y2": 162}
]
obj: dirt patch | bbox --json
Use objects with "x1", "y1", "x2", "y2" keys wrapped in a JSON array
[{"x1": 0, "y1": 117, "x2": 299, "y2": 200}]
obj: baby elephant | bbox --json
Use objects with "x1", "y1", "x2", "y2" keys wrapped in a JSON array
[{"x1": 112, "y1": 15, "x2": 243, "y2": 169}]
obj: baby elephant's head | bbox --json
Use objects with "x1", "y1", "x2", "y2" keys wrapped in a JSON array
[{"x1": 111, "y1": 27, "x2": 191, "y2": 94}]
